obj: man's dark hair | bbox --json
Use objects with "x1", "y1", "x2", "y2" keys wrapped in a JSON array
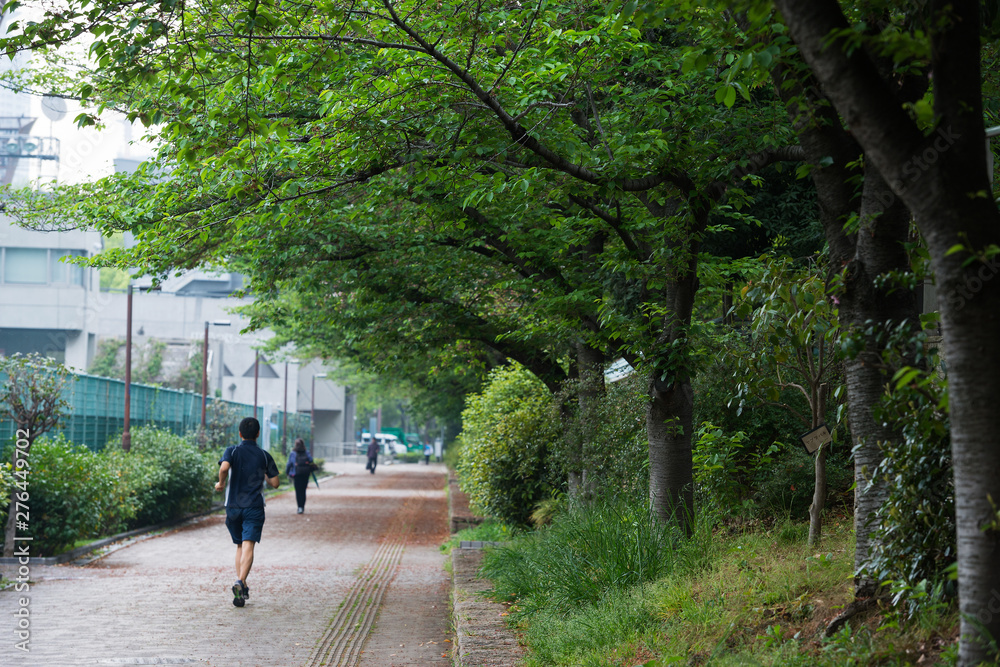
[{"x1": 239, "y1": 417, "x2": 261, "y2": 440}]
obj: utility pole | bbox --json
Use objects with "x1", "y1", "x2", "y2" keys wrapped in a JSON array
[
  {"x1": 122, "y1": 284, "x2": 133, "y2": 452},
  {"x1": 282, "y1": 361, "x2": 289, "y2": 453}
]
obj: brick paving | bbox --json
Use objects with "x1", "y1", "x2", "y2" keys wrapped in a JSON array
[{"x1": 0, "y1": 463, "x2": 453, "y2": 667}]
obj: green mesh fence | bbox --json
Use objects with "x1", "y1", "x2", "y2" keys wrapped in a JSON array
[{"x1": 0, "y1": 370, "x2": 312, "y2": 452}]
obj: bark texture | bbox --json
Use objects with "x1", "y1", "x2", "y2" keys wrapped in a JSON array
[
  {"x1": 646, "y1": 261, "x2": 698, "y2": 535},
  {"x1": 842, "y1": 165, "x2": 920, "y2": 594},
  {"x1": 808, "y1": 385, "x2": 828, "y2": 546},
  {"x1": 771, "y1": 30, "x2": 921, "y2": 592},
  {"x1": 774, "y1": 1, "x2": 1000, "y2": 661}
]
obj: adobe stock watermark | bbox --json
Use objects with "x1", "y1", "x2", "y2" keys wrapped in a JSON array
[
  {"x1": 11, "y1": 428, "x2": 32, "y2": 654},
  {"x1": 944, "y1": 252, "x2": 1000, "y2": 311},
  {"x1": 871, "y1": 125, "x2": 961, "y2": 211},
  {"x1": 973, "y1": 588, "x2": 1000, "y2": 628},
  {"x1": 859, "y1": 123, "x2": 1000, "y2": 313}
]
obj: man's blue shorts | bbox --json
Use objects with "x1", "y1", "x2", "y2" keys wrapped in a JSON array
[{"x1": 225, "y1": 506, "x2": 265, "y2": 544}]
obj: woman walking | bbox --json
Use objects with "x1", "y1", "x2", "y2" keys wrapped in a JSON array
[{"x1": 286, "y1": 438, "x2": 316, "y2": 514}]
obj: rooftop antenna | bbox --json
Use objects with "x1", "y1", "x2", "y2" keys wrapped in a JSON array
[
  {"x1": 40, "y1": 96, "x2": 66, "y2": 183},
  {"x1": 40, "y1": 95, "x2": 67, "y2": 134}
]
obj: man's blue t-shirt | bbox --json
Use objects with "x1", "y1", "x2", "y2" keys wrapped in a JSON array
[{"x1": 220, "y1": 440, "x2": 279, "y2": 509}]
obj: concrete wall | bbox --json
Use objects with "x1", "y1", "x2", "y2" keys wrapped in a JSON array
[{"x1": 0, "y1": 216, "x2": 102, "y2": 366}]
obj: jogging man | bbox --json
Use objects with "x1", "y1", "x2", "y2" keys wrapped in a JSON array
[{"x1": 215, "y1": 417, "x2": 280, "y2": 607}]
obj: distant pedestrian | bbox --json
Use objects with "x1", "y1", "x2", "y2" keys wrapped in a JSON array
[
  {"x1": 366, "y1": 438, "x2": 379, "y2": 474},
  {"x1": 215, "y1": 417, "x2": 280, "y2": 607},
  {"x1": 286, "y1": 438, "x2": 316, "y2": 514},
  {"x1": 424, "y1": 443, "x2": 432, "y2": 465}
]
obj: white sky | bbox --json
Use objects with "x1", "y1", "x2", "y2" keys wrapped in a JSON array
[
  {"x1": 1, "y1": 5, "x2": 157, "y2": 186},
  {"x1": 27, "y1": 95, "x2": 156, "y2": 185}
]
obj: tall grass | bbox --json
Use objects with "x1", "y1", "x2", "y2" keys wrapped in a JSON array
[{"x1": 481, "y1": 496, "x2": 714, "y2": 618}]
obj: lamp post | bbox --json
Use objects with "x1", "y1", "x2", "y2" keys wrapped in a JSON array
[
  {"x1": 282, "y1": 361, "x2": 289, "y2": 454},
  {"x1": 311, "y1": 372, "x2": 327, "y2": 453},
  {"x1": 122, "y1": 284, "x2": 133, "y2": 452},
  {"x1": 201, "y1": 320, "x2": 231, "y2": 430},
  {"x1": 252, "y1": 351, "x2": 260, "y2": 417}
]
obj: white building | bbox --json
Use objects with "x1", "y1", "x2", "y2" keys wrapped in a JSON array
[
  {"x1": 0, "y1": 215, "x2": 353, "y2": 445},
  {"x1": 0, "y1": 214, "x2": 102, "y2": 367}
]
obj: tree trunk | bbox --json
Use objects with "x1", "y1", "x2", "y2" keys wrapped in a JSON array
[
  {"x1": 647, "y1": 262, "x2": 698, "y2": 535},
  {"x1": 765, "y1": 3, "x2": 1000, "y2": 659},
  {"x1": 933, "y1": 223, "x2": 1000, "y2": 664},
  {"x1": 807, "y1": 384, "x2": 828, "y2": 546},
  {"x1": 841, "y1": 164, "x2": 920, "y2": 594},
  {"x1": 648, "y1": 377, "x2": 694, "y2": 535},
  {"x1": 772, "y1": 2, "x2": 1000, "y2": 659},
  {"x1": 808, "y1": 443, "x2": 828, "y2": 546},
  {"x1": 771, "y1": 56, "x2": 920, "y2": 585}
]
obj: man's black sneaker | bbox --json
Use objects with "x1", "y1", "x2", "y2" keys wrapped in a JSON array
[
  {"x1": 232, "y1": 580, "x2": 246, "y2": 607},
  {"x1": 242, "y1": 581, "x2": 250, "y2": 599}
]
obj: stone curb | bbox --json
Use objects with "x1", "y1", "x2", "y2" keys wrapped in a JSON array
[
  {"x1": 452, "y1": 547, "x2": 524, "y2": 667},
  {"x1": 0, "y1": 473, "x2": 337, "y2": 566},
  {"x1": 447, "y1": 468, "x2": 523, "y2": 667}
]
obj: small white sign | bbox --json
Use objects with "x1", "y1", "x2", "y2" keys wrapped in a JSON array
[{"x1": 800, "y1": 424, "x2": 832, "y2": 455}]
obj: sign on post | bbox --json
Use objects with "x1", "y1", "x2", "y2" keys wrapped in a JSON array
[{"x1": 799, "y1": 424, "x2": 832, "y2": 455}]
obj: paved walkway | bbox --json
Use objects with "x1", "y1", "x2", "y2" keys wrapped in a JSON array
[{"x1": 1, "y1": 463, "x2": 453, "y2": 666}]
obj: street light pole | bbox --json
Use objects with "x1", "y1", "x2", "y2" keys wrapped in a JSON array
[
  {"x1": 311, "y1": 372, "x2": 326, "y2": 453},
  {"x1": 253, "y1": 351, "x2": 259, "y2": 417},
  {"x1": 122, "y1": 283, "x2": 133, "y2": 452},
  {"x1": 201, "y1": 320, "x2": 209, "y2": 430},
  {"x1": 282, "y1": 361, "x2": 289, "y2": 454}
]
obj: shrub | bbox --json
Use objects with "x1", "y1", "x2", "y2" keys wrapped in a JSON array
[
  {"x1": 269, "y1": 448, "x2": 289, "y2": 479},
  {"x1": 456, "y1": 364, "x2": 562, "y2": 527},
  {"x1": 750, "y1": 440, "x2": 853, "y2": 519},
  {"x1": 193, "y1": 400, "x2": 247, "y2": 451},
  {"x1": 399, "y1": 451, "x2": 423, "y2": 464},
  {"x1": 101, "y1": 426, "x2": 216, "y2": 529},
  {"x1": 12, "y1": 435, "x2": 131, "y2": 556},
  {"x1": 865, "y1": 362, "x2": 955, "y2": 606},
  {"x1": 443, "y1": 438, "x2": 462, "y2": 469},
  {"x1": 692, "y1": 423, "x2": 759, "y2": 517}
]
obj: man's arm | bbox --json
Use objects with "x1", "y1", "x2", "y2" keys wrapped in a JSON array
[
  {"x1": 215, "y1": 460, "x2": 231, "y2": 492},
  {"x1": 265, "y1": 453, "x2": 280, "y2": 488}
]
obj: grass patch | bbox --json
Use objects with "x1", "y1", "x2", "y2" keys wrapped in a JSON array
[
  {"x1": 483, "y1": 496, "x2": 712, "y2": 619},
  {"x1": 488, "y1": 511, "x2": 961, "y2": 666}
]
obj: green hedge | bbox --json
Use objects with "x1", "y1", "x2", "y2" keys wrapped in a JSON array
[
  {"x1": 456, "y1": 364, "x2": 562, "y2": 527},
  {"x1": 8, "y1": 435, "x2": 132, "y2": 556},
  {"x1": 0, "y1": 427, "x2": 219, "y2": 557},
  {"x1": 102, "y1": 427, "x2": 216, "y2": 529}
]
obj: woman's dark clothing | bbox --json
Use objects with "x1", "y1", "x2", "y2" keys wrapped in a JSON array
[
  {"x1": 288, "y1": 450, "x2": 315, "y2": 476},
  {"x1": 293, "y1": 472, "x2": 310, "y2": 510},
  {"x1": 286, "y1": 450, "x2": 315, "y2": 510}
]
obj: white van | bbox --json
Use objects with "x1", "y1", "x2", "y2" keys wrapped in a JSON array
[{"x1": 362, "y1": 433, "x2": 407, "y2": 455}]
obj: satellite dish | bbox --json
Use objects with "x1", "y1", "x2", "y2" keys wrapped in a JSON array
[{"x1": 41, "y1": 96, "x2": 67, "y2": 122}]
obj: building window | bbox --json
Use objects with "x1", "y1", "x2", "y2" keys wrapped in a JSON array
[
  {"x1": 0, "y1": 247, "x2": 87, "y2": 286},
  {"x1": 4, "y1": 248, "x2": 47, "y2": 284},
  {"x1": 51, "y1": 250, "x2": 85, "y2": 285}
]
